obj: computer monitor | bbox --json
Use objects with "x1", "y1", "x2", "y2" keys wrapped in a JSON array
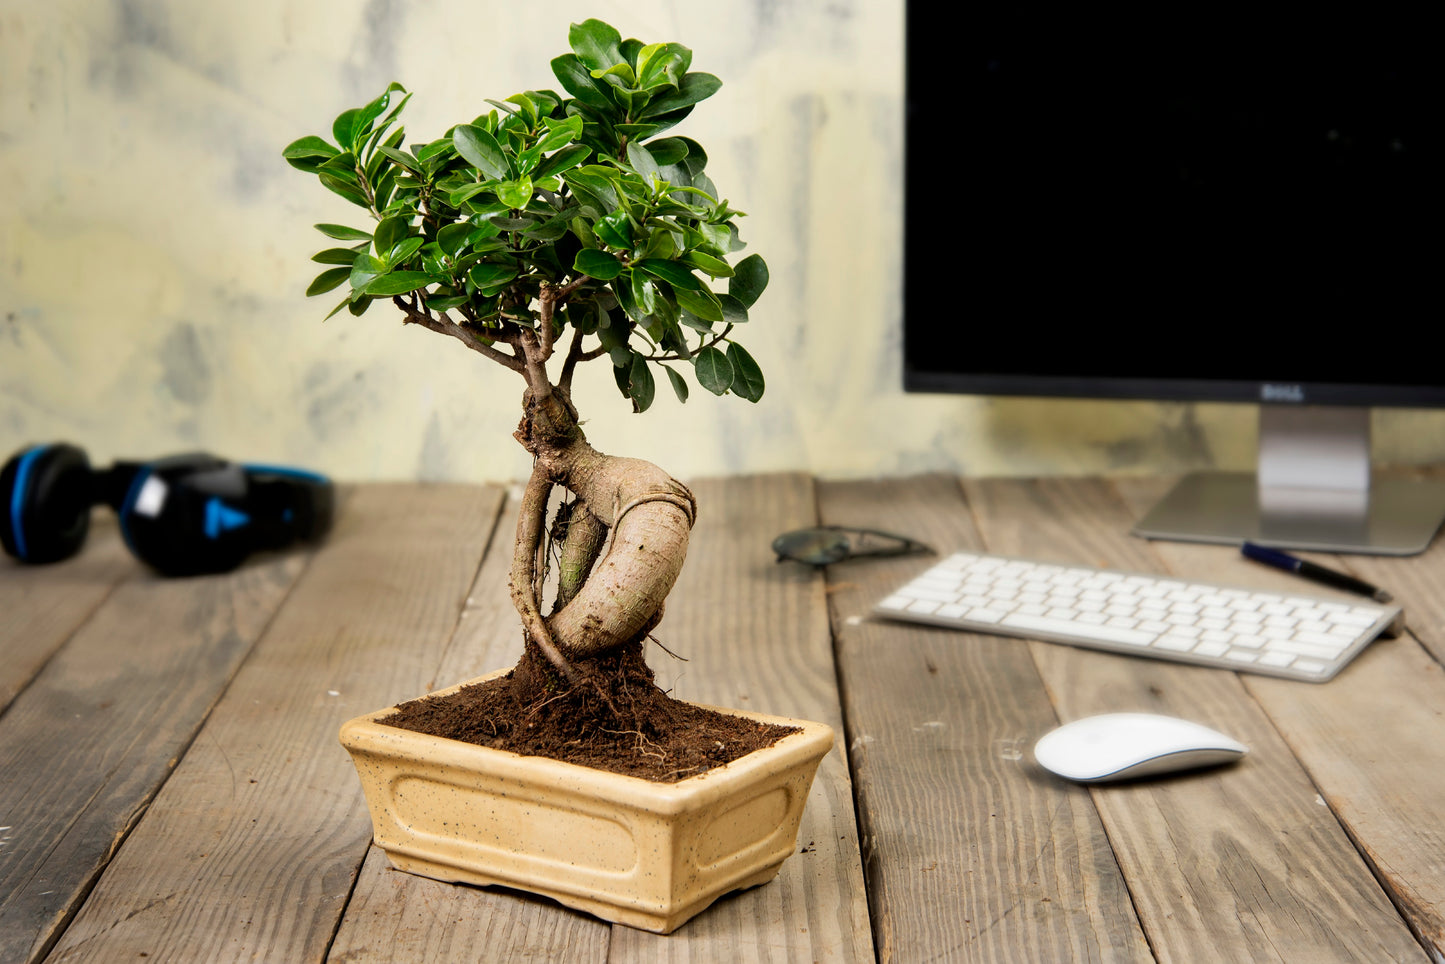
[{"x1": 903, "y1": 11, "x2": 1445, "y2": 555}]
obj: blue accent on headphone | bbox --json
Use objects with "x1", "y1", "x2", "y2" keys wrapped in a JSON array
[
  {"x1": 243, "y1": 463, "x2": 328, "y2": 484},
  {"x1": 204, "y1": 498, "x2": 251, "y2": 539},
  {"x1": 9, "y1": 445, "x2": 46, "y2": 561}
]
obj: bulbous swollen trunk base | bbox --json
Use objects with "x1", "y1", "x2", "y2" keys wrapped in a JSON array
[
  {"x1": 510, "y1": 605, "x2": 665, "y2": 703},
  {"x1": 507, "y1": 629, "x2": 687, "y2": 740}
]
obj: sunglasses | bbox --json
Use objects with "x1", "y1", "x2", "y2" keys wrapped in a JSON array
[{"x1": 772, "y1": 526, "x2": 933, "y2": 567}]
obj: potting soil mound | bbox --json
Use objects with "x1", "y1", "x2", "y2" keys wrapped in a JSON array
[{"x1": 380, "y1": 663, "x2": 798, "y2": 783}]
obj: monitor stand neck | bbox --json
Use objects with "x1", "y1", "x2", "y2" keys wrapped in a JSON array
[{"x1": 1131, "y1": 405, "x2": 1445, "y2": 556}]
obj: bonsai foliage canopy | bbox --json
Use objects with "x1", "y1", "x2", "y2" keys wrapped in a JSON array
[{"x1": 282, "y1": 17, "x2": 769, "y2": 415}]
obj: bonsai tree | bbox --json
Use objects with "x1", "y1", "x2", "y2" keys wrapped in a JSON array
[{"x1": 284, "y1": 21, "x2": 768, "y2": 723}]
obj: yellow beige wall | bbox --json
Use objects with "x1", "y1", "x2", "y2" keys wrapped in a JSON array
[{"x1": 2, "y1": 1, "x2": 1440, "y2": 483}]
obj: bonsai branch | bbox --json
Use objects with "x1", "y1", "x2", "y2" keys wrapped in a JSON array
[
  {"x1": 560, "y1": 326, "x2": 609, "y2": 395},
  {"x1": 638, "y1": 323, "x2": 735, "y2": 364},
  {"x1": 393, "y1": 296, "x2": 525, "y2": 373}
]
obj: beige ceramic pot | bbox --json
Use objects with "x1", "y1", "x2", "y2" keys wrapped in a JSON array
[{"x1": 340, "y1": 671, "x2": 834, "y2": 933}]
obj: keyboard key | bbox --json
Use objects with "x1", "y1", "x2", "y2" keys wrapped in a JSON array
[{"x1": 1156, "y1": 635, "x2": 1197, "y2": 652}]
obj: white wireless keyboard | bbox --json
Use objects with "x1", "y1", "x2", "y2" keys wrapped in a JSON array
[{"x1": 875, "y1": 552, "x2": 1403, "y2": 682}]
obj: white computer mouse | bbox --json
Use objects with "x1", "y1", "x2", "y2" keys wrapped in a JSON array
[{"x1": 1033, "y1": 712, "x2": 1248, "y2": 783}]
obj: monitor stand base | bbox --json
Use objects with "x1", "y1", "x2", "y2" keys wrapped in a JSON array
[{"x1": 1131, "y1": 472, "x2": 1445, "y2": 556}]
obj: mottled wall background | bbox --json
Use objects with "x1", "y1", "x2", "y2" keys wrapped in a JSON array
[{"x1": 2, "y1": 0, "x2": 1441, "y2": 483}]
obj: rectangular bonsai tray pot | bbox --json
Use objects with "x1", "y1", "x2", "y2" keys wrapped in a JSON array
[{"x1": 340, "y1": 671, "x2": 834, "y2": 933}]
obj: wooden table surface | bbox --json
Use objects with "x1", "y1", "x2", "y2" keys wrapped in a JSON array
[{"x1": 3, "y1": 474, "x2": 1443, "y2": 963}]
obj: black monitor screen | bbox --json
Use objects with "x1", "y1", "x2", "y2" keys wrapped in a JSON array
[{"x1": 903, "y1": 12, "x2": 1440, "y2": 407}]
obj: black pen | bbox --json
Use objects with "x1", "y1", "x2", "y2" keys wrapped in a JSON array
[{"x1": 1240, "y1": 542, "x2": 1393, "y2": 603}]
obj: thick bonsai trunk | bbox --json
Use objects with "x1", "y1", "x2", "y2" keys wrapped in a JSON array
[{"x1": 507, "y1": 388, "x2": 696, "y2": 696}]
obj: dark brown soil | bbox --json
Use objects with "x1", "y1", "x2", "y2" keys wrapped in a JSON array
[{"x1": 379, "y1": 644, "x2": 797, "y2": 783}]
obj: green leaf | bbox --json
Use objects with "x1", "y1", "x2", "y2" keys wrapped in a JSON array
[
  {"x1": 332, "y1": 108, "x2": 362, "y2": 153},
  {"x1": 550, "y1": 53, "x2": 614, "y2": 109},
  {"x1": 388, "y1": 236, "x2": 424, "y2": 265},
  {"x1": 425, "y1": 294, "x2": 469, "y2": 312},
  {"x1": 625, "y1": 352, "x2": 655, "y2": 412},
  {"x1": 673, "y1": 285, "x2": 723, "y2": 321},
  {"x1": 373, "y1": 215, "x2": 409, "y2": 257},
  {"x1": 437, "y1": 222, "x2": 474, "y2": 257},
  {"x1": 570, "y1": 19, "x2": 624, "y2": 72},
  {"x1": 324, "y1": 295, "x2": 351, "y2": 320},
  {"x1": 468, "y1": 262, "x2": 518, "y2": 292},
  {"x1": 306, "y1": 266, "x2": 351, "y2": 296},
  {"x1": 364, "y1": 271, "x2": 434, "y2": 297},
  {"x1": 626, "y1": 141, "x2": 660, "y2": 186},
  {"x1": 541, "y1": 113, "x2": 584, "y2": 141},
  {"x1": 312, "y1": 247, "x2": 360, "y2": 265},
  {"x1": 593, "y1": 209, "x2": 632, "y2": 249},
  {"x1": 314, "y1": 223, "x2": 372, "y2": 242},
  {"x1": 495, "y1": 175, "x2": 533, "y2": 209},
  {"x1": 678, "y1": 309, "x2": 714, "y2": 333},
  {"x1": 635, "y1": 259, "x2": 704, "y2": 291},
  {"x1": 728, "y1": 254, "x2": 769, "y2": 308},
  {"x1": 591, "y1": 62, "x2": 637, "y2": 87},
  {"x1": 534, "y1": 143, "x2": 591, "y2": 180},
  {"x1": 663, "y1": 365, "x2": 689, "y2": 403},
  {"x1": 693, "y1": 346, "x2": 733, "y2": 395},
  {"x1": 574, "y1": 248, "x2": 623, "y2": 281},
  {"x1": 718, "y1": 293, "x2": 750, "y2": 325},
  {"x1": 448, "y1": 182, "x2": 494, "y2": 208},
  {"x1": 639, "y1": 228, "x2": 677, "y2": 262},
  {"x1": 505, "y1": 92, "x2": 539, "y2": 128},
  {"x1": 726, "y1": 342, "x2": 764, "y2": 401},
  {"x1": 349, "y1": 255, "x2": 386, "y2": 291},
  {"x1": 682, "y1": 250, "x2": 734, "y2": 277},
  {"x1": 452, "y1": 124, "x2": 509, "y2": 180},
  {"x1": 375, "y1": 145, "x2": 420, "y2": 173},
  {"x1": 630, "y1": 271, "x2": 658, "y2": 315},
  {"x1": 637, "y1": 42, "x2": 691, "y2": 90},
  {"x1": 283, "y1": 135, "x2": 339, "y2": 172},
  {"x1": 640, "y1": 73, "x2": 722, "y2": 117},
  {"x1": 319, "y1": 173, "x2": 369, "y2": 208},
  {"x1": 645, "y1": 137, "x2": 691, "y2": 166}
]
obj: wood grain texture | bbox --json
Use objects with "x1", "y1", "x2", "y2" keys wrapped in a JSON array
[
  {"x1": 818, "y1": 475, "x2": 1150, "y2": 963},
  {"x1": 42, "y1": 483, "x2": 503, "y2": 964},
  {"x1": 0, "y1": 540, "x2": 306, "y2": 964},
  {"x1": 326, "y1": 491, "x2": 613, "y2": 963},
  {"x1": 1116, "y1": 475, "x2": 1445, "y2": 962},
  {"x1": 0, "y1": 514, "x2": 132, "y2": 714},
  {"x1": 607, "y1": 472, "x2": 873, "y2": 963},
  {"x1": 969, "y1": 476, "x2": 1426, "y2": 962}
]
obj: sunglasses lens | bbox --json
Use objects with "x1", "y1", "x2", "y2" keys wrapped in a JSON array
[{"x1": 772, "y1": 528, "x2": 851, "y2": 566}]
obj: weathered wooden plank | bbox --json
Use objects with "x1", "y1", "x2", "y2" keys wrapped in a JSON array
[
  {"x1": 1118, "y1": 475, "x2": 1445, "y2": 961},
  {"x1": 818, "y1": 475, "x2": 1150, "y2": 963},
  {"x1": 0, "y1": 533, "x2": 307, "y2": 964},
  {"x1": 968, "y1": 476, "x2": 1426, "y2": 962},
  {"x1": 607, "y1": 472, "x2": 873, "y2": 962},
  {"x1": 326, "y1": 491, "x2": 612, "y2": 963},
  {"x1": 0, "y1": 514, "x2": 132, "y2": 714},
  {"x1": 43, "y1": 483, "x2": 504, "y2": 964}
]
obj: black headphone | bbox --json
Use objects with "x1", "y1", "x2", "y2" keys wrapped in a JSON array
[{"x1": 1, "y1": 442, "x2": 334, "y2": 576}]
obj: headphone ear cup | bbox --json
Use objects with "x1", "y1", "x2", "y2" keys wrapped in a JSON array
[
  {"x1": 118, "y1": 455, "x2": 240, "y2": 576},
  {"x1": 1, "y1": 443, "x2": 94, "y2": 564}
]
